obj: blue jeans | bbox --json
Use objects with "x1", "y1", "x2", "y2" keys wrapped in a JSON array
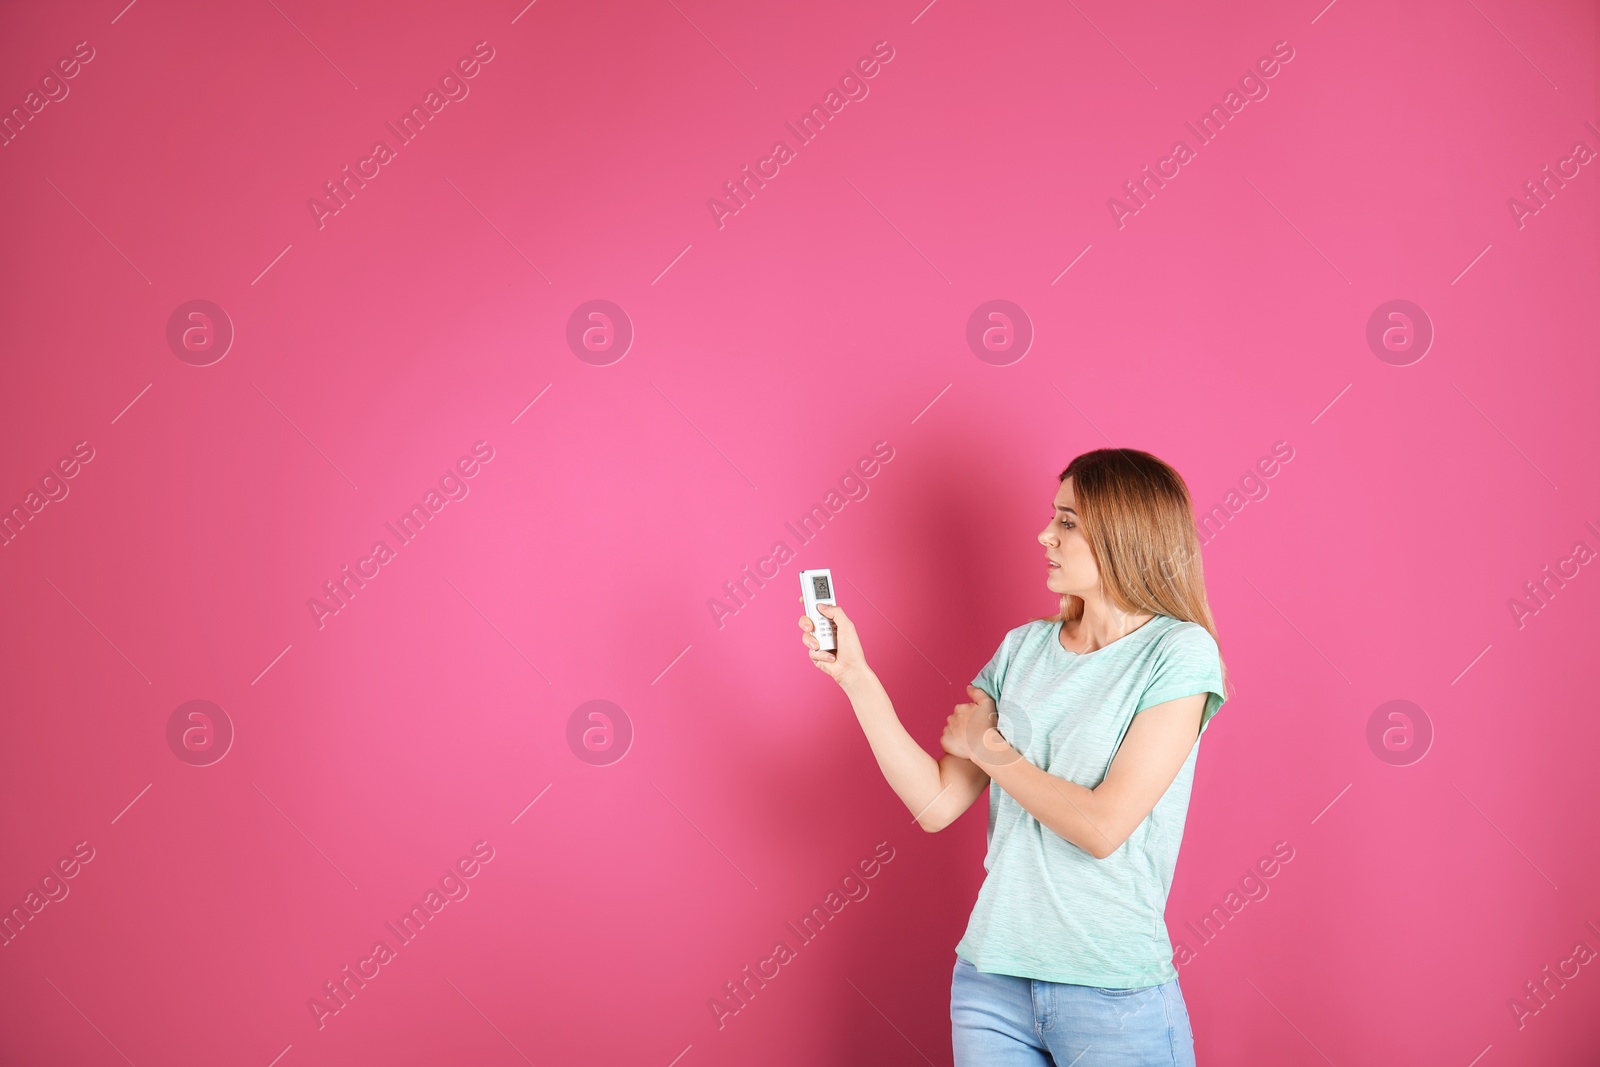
[{"x1": 951, "y1": 955, "x2": 1197, "y2": 1066}]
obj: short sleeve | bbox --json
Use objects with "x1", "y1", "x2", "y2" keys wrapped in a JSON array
[
  {"x1": 1135, "y1": 623, "x2": 1227, "y2": 733},
  {"x1": 970, "y1": 627, "x2": 1017, "y2": 703}
]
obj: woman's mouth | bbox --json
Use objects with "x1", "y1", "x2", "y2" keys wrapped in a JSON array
[{"x1": 1047, "y1": 560, "x2": 1061, "y2": 569}]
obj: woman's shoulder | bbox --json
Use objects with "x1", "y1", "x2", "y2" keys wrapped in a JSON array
[
  {"x1": 984, "y1": 617, "x2": 1057, "y2": 656},
  {"x1": 1150, "y1": 616, "x2": 1221, "y2": 657},
  {"x1": 1011, "y1": 616, "x2": 1061, "y2": 642}
]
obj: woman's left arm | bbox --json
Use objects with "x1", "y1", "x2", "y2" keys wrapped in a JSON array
[{"x1": 947, "y1": 686, "x2": 1206, "y2": 860}]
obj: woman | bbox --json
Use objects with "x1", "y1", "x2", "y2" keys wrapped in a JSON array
[{"x1": 797, "y1": 448, "x2": 1226, "y2": 1066}]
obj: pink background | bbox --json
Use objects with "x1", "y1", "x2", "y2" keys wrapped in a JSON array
[{"x1": 2, "y1": 0, "x2": 1597, "y2": 1064}]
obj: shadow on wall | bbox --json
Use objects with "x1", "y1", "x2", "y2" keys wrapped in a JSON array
[{"x1": 814, "y1": 426, "x2": 1031, "y2": 1064}]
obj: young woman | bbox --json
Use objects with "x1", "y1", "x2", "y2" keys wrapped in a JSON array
[{"x1": 797, "y1": 448, "x2": 1226, "y2": 1066}]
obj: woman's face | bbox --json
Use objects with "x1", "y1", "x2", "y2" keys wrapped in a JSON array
[{"x1": 1039, "y1": 477, "x2": 1100, "y2": 597}]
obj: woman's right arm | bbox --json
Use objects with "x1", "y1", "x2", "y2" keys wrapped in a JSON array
[{"x1": 800, "y1": 601, "x2": 990, "y2": 833}]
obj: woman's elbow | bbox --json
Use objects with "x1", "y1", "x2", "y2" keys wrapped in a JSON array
[
  {"x1": 918, "y1": 800, "x2": 962, "y2": 833},
  {"x1": 1086, "y1": 834, "x2": 1129, "y2": 860}
]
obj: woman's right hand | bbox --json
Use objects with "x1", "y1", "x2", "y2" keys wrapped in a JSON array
[{"x1": 798, "y1": 597, "x2": 868, "y2": 687}]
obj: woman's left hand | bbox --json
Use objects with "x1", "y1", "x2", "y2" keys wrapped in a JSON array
[{"x1": 941, "y1": 685, "x2": 1002, "y2": 761}]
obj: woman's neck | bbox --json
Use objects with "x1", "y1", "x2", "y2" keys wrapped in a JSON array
[{"x1": 1063, "y1": 598, "x2": 1156, "y2": 653}]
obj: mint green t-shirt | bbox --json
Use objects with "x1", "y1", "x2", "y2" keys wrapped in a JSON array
[{"x1": 954, "y1": 613, "x2": 1226, "y2": 988}]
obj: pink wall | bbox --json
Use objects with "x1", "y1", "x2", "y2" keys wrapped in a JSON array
[{"x1": 1, "y1": 0, "x2": 1596, "y2": 1064}]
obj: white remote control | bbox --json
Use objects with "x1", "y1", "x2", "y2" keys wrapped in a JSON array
[{"x1": 800, "y1": 568, "x2": 837, "y2": 652}]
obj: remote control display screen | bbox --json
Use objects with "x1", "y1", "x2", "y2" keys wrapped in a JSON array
[{"x1": 812, "y1": 575, "x2": 831, "y2": 599}]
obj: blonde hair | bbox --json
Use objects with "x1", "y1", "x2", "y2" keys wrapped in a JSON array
[{"x1": 1043, "y1": 448, "x2": 1225, "y2": 686}]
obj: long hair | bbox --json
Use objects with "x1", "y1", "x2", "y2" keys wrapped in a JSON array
[{"x1": 1043, "y1": 448, "x2": 1225, "y2": 686}]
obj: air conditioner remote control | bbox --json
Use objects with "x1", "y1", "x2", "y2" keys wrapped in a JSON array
[{"x1": 800, "y1": 568, "x2": 837, "y2": 653}]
